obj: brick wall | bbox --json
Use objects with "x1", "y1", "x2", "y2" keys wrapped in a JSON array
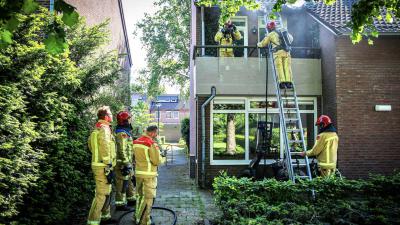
[{"x1": 335, "y1": 35, "x2": 400, "y2": 178}]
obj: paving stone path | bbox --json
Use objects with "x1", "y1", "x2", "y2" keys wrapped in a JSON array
[{"x1": 114, "y1": 146, "x2": 220, "y2": 225}]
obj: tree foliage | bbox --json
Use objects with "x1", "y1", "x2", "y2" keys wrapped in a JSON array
[
  {"x1": 195, "y1": 0, "x2": 400, "y2": 44},
  {"x1": 0, "y1": 0, "x2": 80, "y2": 53},
  {"x1": 0, "y1": 8, "x2": 129, "y2": 224},
  {"x1": 135, "y1": 0, "x2": 190, "y2": 97}
]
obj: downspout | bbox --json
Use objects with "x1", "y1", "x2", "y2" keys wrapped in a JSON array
[
  {"x1": 201, "y1": 86, "x2": 216, "y2": 188},
  {"x1": 201, "y1": 6, "x2": 205, "y2": 56},
  {"x1": 49, "y1": 0, "x2": 54, "y2": 13}
]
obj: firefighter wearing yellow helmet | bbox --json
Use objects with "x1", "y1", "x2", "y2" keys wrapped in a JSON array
[
  {"x1": 114, "y1": 111, "x2": 136, "y2": 211},
  {"x1": 133, "y1": 125, "x2": 164, "y2": 225},
  {"x1": 257, "y1": 21, "x2": 294, "y2": 89},
  {"x1": 87, "y1": 106, "x2": 117, "y2": 225},
  {"x1": 214, "y1": 20, "x2": 242, "y2": 57},
  {"x1": 301, "y1": 115, "x2": 339, "y2": 177}
]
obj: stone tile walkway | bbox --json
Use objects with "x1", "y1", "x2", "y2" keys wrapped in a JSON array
[{"x1": 114, "y1": 146, "x2": 220, "y2": 225}]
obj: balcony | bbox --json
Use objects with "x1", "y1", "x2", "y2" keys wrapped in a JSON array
[{"x1": 193, "y1": 46, "x2": 322, "y2": 96}]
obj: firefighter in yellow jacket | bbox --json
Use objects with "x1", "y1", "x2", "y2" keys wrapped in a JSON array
[
  {"x1": 214, "y1": 20, "x2": 242, "y2": 57},
  {"x1": 133, "y1": 125, "x2": 164, "y2": 225},
  {"x1": 257, "y1": 21, "x2": 294, "y2": 89},
  {"x1": 87, "y1": 106, "x2": 117, "y2": 225},
  {"x1": 114, "y1": 111, "x2": 136, "y2": 211},
  {"x1": 301, "y1": 115, "x2": 339, "y2": 177}
]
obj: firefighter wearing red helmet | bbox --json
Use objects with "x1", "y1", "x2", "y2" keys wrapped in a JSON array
[
  {"x1": 301, "y1": 115, "x2": 339, "y2": 177},
  {"x1": 114, "y1": 111, "x2": 136, "y2": 210},
  {"x1": 257, "y1": 21, "x2": 294, "y2": 89},
  {"x1": 214, "y1": 20, "x2": 242, "y2": 57}
]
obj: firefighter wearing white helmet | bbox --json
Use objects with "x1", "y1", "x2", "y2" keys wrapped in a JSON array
[{"x1": 300, "y1": 115, "x2": 339, "y2": 177}]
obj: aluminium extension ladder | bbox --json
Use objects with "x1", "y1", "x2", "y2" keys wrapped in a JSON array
[{"x1": 262, "y1": 3, "x2": 313, "y2": 183}]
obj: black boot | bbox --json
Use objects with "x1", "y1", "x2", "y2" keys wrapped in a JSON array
[
  {"x1": 127, "y1": 199, "x2": 136, "y2": 207},
  {"x1": 279, "y1": 82, "x2": 286, "y2": 89},
  {"x1": 286, "y1": 82, "x2": 293, "y2": 89}
]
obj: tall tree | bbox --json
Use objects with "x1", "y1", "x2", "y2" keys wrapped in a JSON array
[{"x1": 135, "y1": 0, "x2": 190, "y2": 97}]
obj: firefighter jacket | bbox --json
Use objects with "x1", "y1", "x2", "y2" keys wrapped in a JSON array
[
  {"x1": 115, "y1": 127, "x2": 134, "y2": 166},
  {"x1": 133, "y1": 135, "x2": 163, "y2": 178},
  {"x1": 214, "y1": 30, "x2": 242, "y2": 54},
  {"x1": 306, "y1": 132, "x2": 339, "y2": 169},
  {"x1": 88, "y1": 120, "x2": 116, "y2": 168},
  {"x1": 257, "y1": 30, "x2": 293, "y2": 52}
]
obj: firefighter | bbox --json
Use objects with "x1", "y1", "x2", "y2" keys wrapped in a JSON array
[
  {"x1": 257, "y1": 21, "x2": 293, "y2": 89},
  {"x1": 133, "y1": 125, "x2": 164, "y2": 225},
  {"x1": 87, "y1": 106, "x2": 117, "y2": 225},
  {"x1": 300, "y1": 115, "x2": 339, "y2": 177},
  {"x1": 114, "y1": 111, "x2": 136, "y2": 211},
  {"x1": 214, "y1": 20, "x2": 242, "y2": 57}
]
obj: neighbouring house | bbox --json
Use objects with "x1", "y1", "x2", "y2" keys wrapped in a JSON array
[
  {"x1": 38, "y1": 0, "x2": 132, "y2": 78},
  {"x1": 150, "y1": 95, "x2": 190, "y2": 143},
  {"x1": 189, "y1": 0, "x2": 400, "y2": 186}
]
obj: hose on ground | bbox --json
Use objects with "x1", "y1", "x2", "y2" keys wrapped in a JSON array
[{"x1": 116, "y1": 206, "x2": 177, "y2": 225}]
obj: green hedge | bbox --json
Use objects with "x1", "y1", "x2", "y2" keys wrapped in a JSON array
[{"x1": 213, "y1": 172, "x2": 400, "y2": 225}]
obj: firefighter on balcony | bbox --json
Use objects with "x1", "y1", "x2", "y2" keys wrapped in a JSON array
[
  {"x1": 300, "y1": 115, "x2": 339, "y2": 177},
  {"x1": 114, "y1": 111, "x2": 136, "y2": 211},
  {"x1": 133, "y1": 125, "x2": 165, "y2": 225},
  {"x1": 87, "y1": 106, "x2": 117, "y2": 225},
  {"x1": 214, "y1": 20, "x2": 242, "y2": 57},
  {"x1": 257, "y1": 21, "x2": 294, "y2": 89}
]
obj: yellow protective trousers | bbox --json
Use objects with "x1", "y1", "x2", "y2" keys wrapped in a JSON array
[
  {"x1": 135, "y1": 177, "x2": 157, "y2": 225},
  {"x1": 219, "y1": 50, "x2": 234, "y2": 57},
  {"x1": 87, "y1": 167, "x2": 112, "y2": 225},
  {"x1": 273, "y1": 50, "x2": 292, "y2": 83},
  {"x1": 115, "y1": 167, "x2": 136, "y2": 206},
  {"x1": 319, "y1": 168, "x2": 335, "y2": 177}
]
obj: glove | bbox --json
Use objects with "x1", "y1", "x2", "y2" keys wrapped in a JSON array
[
  {"x1": 104, "y1": 164, "x2": 115, "y2": 184},
  {"x1": 121, "y1": 165, "x2": 132, "y2": 176},
  {"x1": 232, "y1": 24, "x2": 237, "y2": 31}
]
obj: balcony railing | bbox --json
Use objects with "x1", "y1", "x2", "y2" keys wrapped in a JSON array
[{"x1": 193, "y1": 45, "x2": 321, "y2": 59}]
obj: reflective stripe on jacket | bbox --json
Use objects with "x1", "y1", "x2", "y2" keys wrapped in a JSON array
[
  {"x1": 214, "y1": 30, "x2": 242, "y2": 53},
  {"x1": 133, "y1": 135, "x2": 162, "y2": 178},
  {"x1": 306, "y1": 132, "x2": 339, "y2": 169},
  {"x1": 88, "y1": 120, "x2": 116, "y2": 168},
  {"x1": 115, "y1": 131, "x2": 133, "y2": 166}
]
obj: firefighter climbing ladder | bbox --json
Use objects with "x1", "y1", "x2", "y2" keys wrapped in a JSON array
[{"x1": 262, "y1": 0, "x2": 313, "y2": 183}]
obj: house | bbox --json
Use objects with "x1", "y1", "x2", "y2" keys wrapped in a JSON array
[
  {"x1": 38, "y1": 0, "x2": 132, "y2": 74},
  {"x1": 189, "y1": 0, "x2": 400, "y2": 186},
  {"x1": 150, "y1": 95, "x2": 190, "y2": 142}
]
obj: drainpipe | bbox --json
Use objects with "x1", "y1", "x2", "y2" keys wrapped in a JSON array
[
  {"x1": 201, "y1": 86, "x2": 216, "y2": 188},
  {"x1": 201, "y1": 6, "x2": 205, "y2": 56}
]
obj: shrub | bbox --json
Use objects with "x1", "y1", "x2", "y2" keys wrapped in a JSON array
[{"x1": 213, "y1": 172, "x2": 400, "y2": 225}]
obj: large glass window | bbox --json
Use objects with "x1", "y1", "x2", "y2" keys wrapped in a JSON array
[
  {"x1": 211, "y1": 97, "x2": 317, "y2": 164},
  {"x1": 212, "y1": 113, "x2": 246, "y2": 160}
]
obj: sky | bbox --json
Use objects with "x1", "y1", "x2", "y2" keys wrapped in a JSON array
[{"x1": 122, "y1": 0, "x2": 179, "y2": 94}]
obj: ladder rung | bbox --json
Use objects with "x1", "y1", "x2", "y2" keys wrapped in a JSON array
[
  {"x1": 292, "y1": 163, "x2": 307, "y2": 167},
  {"x1": 289, "y1": 140, "x2": 302, "y2": 144},
  {"x1": 297, "y1": 176, "x2": 310, "y2": 179},
  {"x1": 285, "y1": 118, "x2": 299, "y2": 123},
  {"x1": 281, "y1": 96, "x2": 295, "y2": 99},
  {"x1": 283, "y1": 108, "x2": 298, "y2": 111},
  {"x1": 290, "y1": 151, "x2": 304, "y2": 155},
  {"x1": 287, "y1": 129, "x2": 301, "y2": 132}
]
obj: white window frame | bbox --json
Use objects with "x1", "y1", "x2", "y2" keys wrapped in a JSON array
[
  {"x1": 154, "y1": 111, "x2": 160, "y2": 119},
  {"x1": 231, "y1": 16, "x2": 248, "y2": 57},
  {"x1": 210, "y1": 96, "x2": 317, "y2": 165},
  {"x1": 173, "y1": 111, "x2": 179, "y2": 119}
]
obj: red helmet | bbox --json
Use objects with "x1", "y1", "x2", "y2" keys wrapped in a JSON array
[
  {"x1": 117, "y1": 111, "x2": 131, "y2": 125},
  {"x1": 266, "y1": 21, "x2": 276, "y2": 30},
  {"x1": 315, "y1": 115, "x2": 332, "y2": 128}
]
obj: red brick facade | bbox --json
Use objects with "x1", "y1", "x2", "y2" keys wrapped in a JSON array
[{"x1": 334, "y1": 35, "x2": 400, "y2": 178}]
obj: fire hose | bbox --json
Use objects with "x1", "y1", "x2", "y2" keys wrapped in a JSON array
[{"x1": 116, "y1": 206, "x2": 177, "y2": 225}]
